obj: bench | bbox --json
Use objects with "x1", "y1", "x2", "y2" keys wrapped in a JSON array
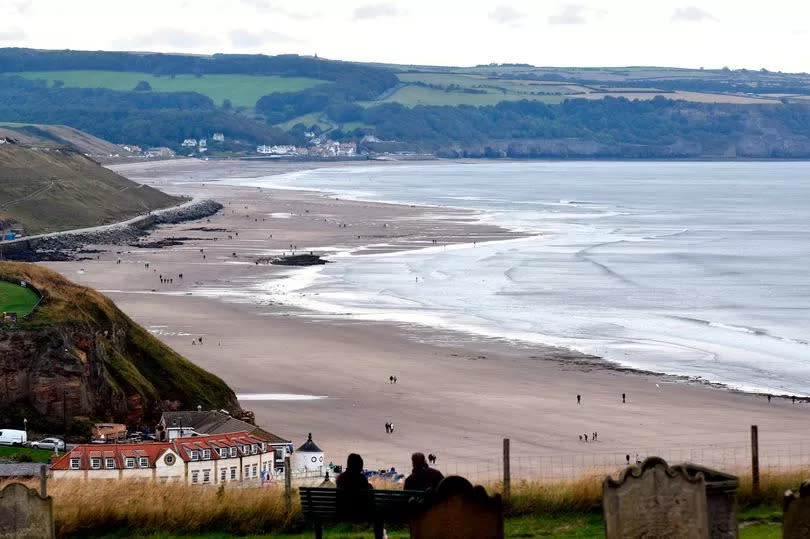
[{"x1": 299, "y1": 487, "x2": 425, "y2": 539}]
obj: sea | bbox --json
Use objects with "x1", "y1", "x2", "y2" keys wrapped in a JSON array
[{"x1": 223, "y1": 161, "x2": 810, "y2": 396}]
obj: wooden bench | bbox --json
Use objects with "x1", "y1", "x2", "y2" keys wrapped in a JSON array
[{"x1": 299, "y1": 487, "x2": 425, "y2": 539}]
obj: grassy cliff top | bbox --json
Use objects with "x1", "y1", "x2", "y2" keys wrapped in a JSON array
[
  {"x1": 0, "y1": 261, "x2": 238, "y2": 416},
  {"x1": 0, "y1": 144, "x2": 183, "y2": 235}
]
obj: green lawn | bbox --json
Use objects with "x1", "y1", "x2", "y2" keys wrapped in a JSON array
[
  {"x1": 10, "y1": 71, "x2": 327, "y2": 108},
  {"x1": 0, "y1": 280, "x2": 39, "y2": 316},
  {"x1": 91, "y1": 507, "x2": 784, "y2": 538},
  {"x1": 0, "y1": 445, "x2": 54, "y2": 463},
  {"x1": 277, "y1": 112, "x2": 331, "y2": 131},
  {"x1": 363, "y1": 84, "x2": 567, "y2": 108}
]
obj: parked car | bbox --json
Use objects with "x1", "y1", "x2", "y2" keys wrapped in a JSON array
[
  {"x1": 29, "y1": 437, "x2": 65, "y2": 451},
  {"x1": 0, "y1": 429, "x2": 27, "y2": 446}
]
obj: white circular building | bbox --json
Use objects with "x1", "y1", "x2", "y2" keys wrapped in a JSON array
[{"x1": 293, "y1": 432, "x2": 324, "y2": 473}]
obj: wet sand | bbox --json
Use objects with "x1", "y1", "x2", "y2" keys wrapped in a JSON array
[{"x1": 44, "y1": 158, "x2": 810, "y2": 479}]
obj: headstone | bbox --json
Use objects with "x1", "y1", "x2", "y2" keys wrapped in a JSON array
[
  {"x1": 784, "y1": 480, "x2": 810, "y2": 539},
  {"x1": 680, "y1": 463, "x2": 739, "y2": 539},
  {"x1": 0, "y1": 482, "x2": 54, "y2": 539},
  {"x1": 410, "y1": 475, "x2": 503, "y2": 539},
  {"x1": 603, "y1": 457, "x2": 709, "y2": 539}
]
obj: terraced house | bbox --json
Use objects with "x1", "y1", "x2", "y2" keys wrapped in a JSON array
[{"x1": 51, "y1": 432, "x2": 279, "y2": 484}]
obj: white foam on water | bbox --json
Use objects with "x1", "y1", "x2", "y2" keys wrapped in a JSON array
[{"x1": 237, "y1": 393, "x2": 328, "y2": 401}]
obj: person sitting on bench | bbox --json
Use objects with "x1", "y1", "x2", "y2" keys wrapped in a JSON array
[
  {"x1": 404, "y1": 452, "x2": 444, "y2": 491},
  {"x1": 336, "y1": 453, "x2": 373, "y2": 520}
]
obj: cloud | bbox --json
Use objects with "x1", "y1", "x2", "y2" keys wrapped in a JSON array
[
  {"x1": 671, "y1": 6, "x2": 718, "y2": 22},
  {"x1": 353, "y1": 3, "x2": 404, "y2": 20},
  {"x1": 228, "y1": 29, "x2": 300, "y2": 48},
  {"x1": 0, "y1": 27, "x2": 26, "y2": 42},
  {"x1": 11, "y1": 1, "x2": 32, "y2": 14},
  {"x1": 547, "y1": 4, "x2": 606, "y2": 25},
  {"x1": 489, "y1": 5, "x2": 525, "y2": 27},
  {"x1": 239, "y1": 0, "x2": 320, "y2": 20},
  {"x1": 113, "y1": 28, "x2": 214, "y2": 50}
]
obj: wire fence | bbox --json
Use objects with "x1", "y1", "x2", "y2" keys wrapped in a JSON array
[{"x1": 402, "y1": 440, "x2": 810, "y2": 486}]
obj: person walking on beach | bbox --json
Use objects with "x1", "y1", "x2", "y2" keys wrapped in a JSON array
[
  {"x1": 389, "y1": 422, "x2": 395, "y2": 433},
  {"x1": 622, "y1": 393, "x2": 626, "y2": 404},
  {"x1": 583, "y1": 433, "x2": 588, "y2": 442},
  {"x1": 577, "y1": 394, "x2": 581, "y2": 405},
  {"x1": 389, "y1": 376, "x2": 394, "y2": 384},
  {"x1": 626, "y1": 454, "x2": 630, "y2": 465},
  {"x1": 767, "y1": 394, "x2": 772, "y2": 403},
  {"x1": 385, "y1": 422, "x2": 390, "y2": 434}
]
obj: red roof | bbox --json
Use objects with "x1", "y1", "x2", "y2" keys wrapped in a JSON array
[
  {"x1": 171, "y1": 431, "x2": 267, "y2": 461},
  {"x1": 51, "y1": 443, "x2": 172, "y2": 470}
]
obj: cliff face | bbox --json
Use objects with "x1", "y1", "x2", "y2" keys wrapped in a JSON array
[{"x1": 0, "y1": 262, "x2": 239, "y2": 431}]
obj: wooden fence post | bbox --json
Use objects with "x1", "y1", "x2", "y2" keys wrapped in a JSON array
[
  {"x1": 751, "y1": 425, "x2": 760, "y2": 497},
  {"x1": 284, "y1": 456, "x2": 292, "y2": 516},
  {"x1": 39, "y1": 464, "x2": 47, "y2": 498},
  {"x1": 503, "y1": 438, "x2": 511, "y2": 502}
]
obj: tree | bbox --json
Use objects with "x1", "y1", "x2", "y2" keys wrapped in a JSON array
[{"x1": 134, "y1": 81, "x2": 152, "y2": 92}]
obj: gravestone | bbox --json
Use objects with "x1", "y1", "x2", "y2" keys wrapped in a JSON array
[
  {"x1": 0, "y1": 482, "x2": 54, "y2": 539},
  {"x1": 410, "y1": 475, "x2": 503, "y2": 539},
  {"x1": 783, "y1": 480, "x2": 810, "y2": 539},
  {"x1": 603, "y1": 457, "x2": 709, "y2": 539},
  {"x1": 680, "y1": 463, "x2": 739, "y2": 539}
]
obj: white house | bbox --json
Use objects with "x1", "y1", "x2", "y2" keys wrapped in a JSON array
[
  {"x1": 51, "y1": 431, "x2": 279, "y2": 484},
  {"x1": 181, "y1": 139, "x2": 197, "y2": 147},
  {"x1": 292, "y1": 432, "x2": 324, "y2": 473},
  {"x1": 212, "y1": 133, "x2": 225, "y2": 142}
]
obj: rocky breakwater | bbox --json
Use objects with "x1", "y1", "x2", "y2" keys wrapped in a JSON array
[
  {"x1": 0, "y1": 261, "x2": 238, "y2": 433},
  {"x1": 0, "y1": 199, "x2": 223, "y2": 262}
]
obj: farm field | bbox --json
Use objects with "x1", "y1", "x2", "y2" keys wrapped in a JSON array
[
  {"x1": 277, "y1": 112, "x2": 331, "y2": 131},
  {"x1": 366, "y1": 84, "x2": 568, "y2": 107},
  {"x1": 0, "y1": 280, "x2": 39, "y2": 316},
  {"x1": 8, "y1": 71, "x2": 327, "y2": 107}
]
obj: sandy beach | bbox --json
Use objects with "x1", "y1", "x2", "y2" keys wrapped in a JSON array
[{"x1": 43, "y1": 158, "x2": 810, "y2": 480}]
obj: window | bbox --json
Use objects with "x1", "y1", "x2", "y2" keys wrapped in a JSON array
[
  {"x1": 230, "y1": 466, "x2": 237, "y2": 480},
  {"x1": 251, "y1": 444, "x2": 258, "y2": 454},
  {"x1": 139, "y1": 457, "x2": 149, "y2": 468},
  {"x1": 69, "y1": 458, "x2": 81, "y2": 470},
  {"x1": 244, "y1": 465, "x2": 250, "y2": 478},
  {"x1": 260, "y1": 442, "x2": 267, "y2": 452},
  {"x1": 229, "y1": 447, "x2": 237, "y2": 458},
  {"x1": 252, "y1": 464, "x2": 258, "y2": 477},
  {"x1": 191, "y1": 470, "x2": 199, "y2": 484},
  {"x1": 90, "y1": 458, "x2": 101, "y2": 470},
  {"x1": 202, "y1": 449, "x2": 211, "y2": 460},
  {"x1": 203, "y1": 470, "x2": 210, "y2": 483},
  {"x1": 218, "y1": 448, "x2": 227, "y2": 458},
  {"x1": 189, "y1": 450, "x2": 198, "y2": 461},
  {"x1": 125, "y1": 457, "x2": 136, "y2": 469},
  {"x1": 105, "y1": 458, "x2": 116, "y2": 469},
  {"x1": 220, "y1": 468, "x2": 227, "y2": 482}
]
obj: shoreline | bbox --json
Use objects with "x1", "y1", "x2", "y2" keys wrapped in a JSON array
[{"x1": 41, "y1": 158, "x2": 810, "y2": 475}]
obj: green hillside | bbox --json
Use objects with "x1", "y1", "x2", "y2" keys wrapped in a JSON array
[
  {"x1": 0, "y1": 144, "x2": 182, "y2": 235},
  {"x1": 0, "y1": 280, "x2": 39, "y2": 316},
  {"x1": 0, "y1": 261, "x2": 239, "y2": 429},
  {"x1": 12, "y1": 70, "x2": 326, "y2": 108}
]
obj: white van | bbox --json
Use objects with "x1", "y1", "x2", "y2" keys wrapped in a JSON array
[{"x1": 0, "y1": 429, "x2": 27, "y2": 446}]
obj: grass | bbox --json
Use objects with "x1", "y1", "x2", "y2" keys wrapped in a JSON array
[
  {"x1": 277, "y1": 112, "x2": 331, "y2": 131},
  {"x1": 0, "y1": 445, "x2": 53, "y2": 463},
  {"x1": 0, "y1": 145, "x2": 181, "y2": 234},
  {"x1": 3, "y1": 469, "x2": 798, "y2": 537},
  {"x1": 364, "y1": 85, "x2": 567, "y2": 107},
  {"x1": 10, "y1": 71, "x2": 327, "y2": 108},
  {"x1": 0, "y1": 262, "x2": 238, "y2": 428},
  {"x1": 0, "y1": 280, "x2": 39, "y2": 316}
]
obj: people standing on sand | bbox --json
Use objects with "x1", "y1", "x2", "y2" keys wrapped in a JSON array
[
  {"x1": 577, "y1": 394, "x2": 581, "y2": 404},
  {"x1": 593, "y1": 432, "x2": 598, "y2": 441},
  {"x1": 622, "y1": 393, "x2": 626, "y2": 404},
  {"x1": 767, "y1": 395, "x2": 771, "y2": 403},
  {"x1": 393, "y1": 376, "x2": 397, "y2": 384},
  {"x1": 389, "y1": 376, "x2": 394, "y2": 384},
  {"x1": 385, "y1": 422, "x2": 390, "y2": 433},
  {"x1": 389, "y1": 422, "x2": 394, "y2": 433},
  {"x1": 626, "y1": 454, "x2": 630, "y2": 465},
  {"x1": 579, "y1": 435, "x2": 582, "y2": 442},
  {"x1": 404, "y1": 453, "x2": 444, "y2": 491},
  {"x1": 584, "y1": 433, "x2": 588, "y2": 442}
]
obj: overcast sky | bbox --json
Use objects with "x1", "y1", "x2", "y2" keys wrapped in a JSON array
[{"x1": 1, "y1": 0, "x2": 809, "y2": 72}]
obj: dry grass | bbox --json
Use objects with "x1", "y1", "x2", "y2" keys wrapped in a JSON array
[{"x1": 1, "y1": 468, "x2": 803, "y2": 536}]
